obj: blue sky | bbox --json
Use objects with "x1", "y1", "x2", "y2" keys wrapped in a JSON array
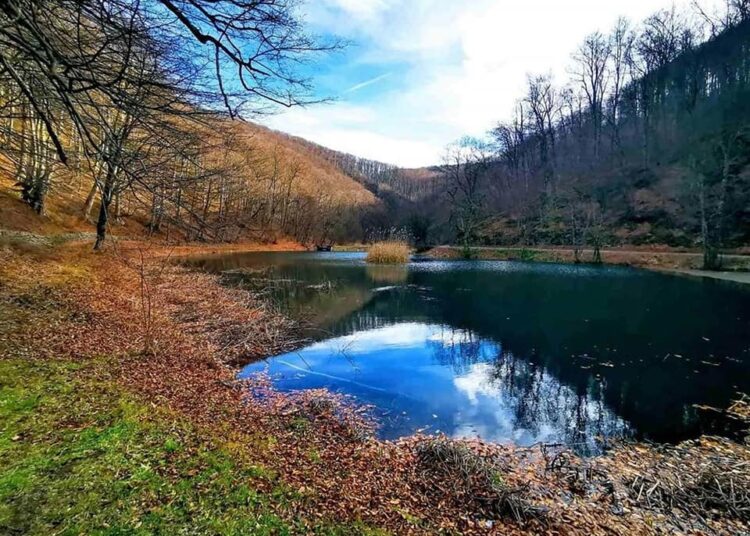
[{"x1": 262, "y1": 0, "x2": 722, "y2": 168}]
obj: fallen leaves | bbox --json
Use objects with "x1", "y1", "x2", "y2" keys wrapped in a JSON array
[{"x1": 3, "y1": 241, "x2": 750, "y2": 535}]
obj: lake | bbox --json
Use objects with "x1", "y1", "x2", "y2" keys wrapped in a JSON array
[{"x1": 186, "y1": 251, "x2": 750, "y2": 454}]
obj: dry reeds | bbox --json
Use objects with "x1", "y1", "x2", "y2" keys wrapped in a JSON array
[
  {"x1": 366, "y1": 241, "x2": 410, "y2": 264},
  {"x1": 415, "y1": 437, "x2": 547, "y2": 523}
]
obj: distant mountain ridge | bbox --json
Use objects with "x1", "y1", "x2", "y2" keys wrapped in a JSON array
[{"x1": 256, "y1": 126, "x2": 440, "y2": 202}]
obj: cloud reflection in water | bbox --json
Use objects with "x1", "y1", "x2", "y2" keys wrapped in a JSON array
[{"x1": 240, "y1": 322, "x2": 630, "y2": 454}]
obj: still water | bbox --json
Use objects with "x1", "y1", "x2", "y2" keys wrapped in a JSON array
[{"x1": 187, "y1": 252, "x2": 750, "y2": 453}]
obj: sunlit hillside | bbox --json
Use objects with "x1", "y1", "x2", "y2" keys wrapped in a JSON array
[{"x1": 0, "y1": 119, "x2": 378, "y2": 245}]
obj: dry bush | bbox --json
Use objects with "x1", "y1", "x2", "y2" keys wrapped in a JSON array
[
  {"x1": 366, "y1": 241, "x2": 410, "y2": 264},
  {"x1": 728, "y1": 394, "x2": 750, "y2": 436},
  {"x1": 678, "y1": 468, "x2": 750, "y2": 521},
  {"x1": 415, "y1": 438, "x2": 547, "y2": 523},
  {"x1": 603, "y1": 434, "x2": 750, "y2": 528},
  {"x1": 626, "y1": 455, "x2": 750, "y2": 522},
  {"x1": 614, "y1": 395, "x2": 750, "y2": 523}
]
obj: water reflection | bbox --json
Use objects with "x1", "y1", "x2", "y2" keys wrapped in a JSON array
[
  {"x1": 366, "y1": 264, "x2": 409, "y2": 284},
  {"x1": 185, "y1": 252, "x2": 750, "y2": 452},
  {"x1": 240, "y1": 322, "x2": 628, "y2": 454}
]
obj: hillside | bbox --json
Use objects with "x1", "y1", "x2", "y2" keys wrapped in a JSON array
[
  {"x1": 222, "y1": 17, "x2": 750, "y2": 254},
  {"x1": 471, "y1": 18, "x2": 750, "y2": 251},
  {"x1": 265, "y1": 130, "x2": 441, "y2": 202},
  {"x1": 256, "y1": 129, "x2": 443, "y2": 240},
  {"x1": 0, "y1": 118, "x2": 379, "y2": 246},
  {"x1": 234, "y1": 122, "x2": 377, "y2": 207},
  {"x1": 2, "y1": 7, "x2": 749, "y2": 255},
  {"x1": 330, "y1": 16, "x2": 750, "y2": 256}
]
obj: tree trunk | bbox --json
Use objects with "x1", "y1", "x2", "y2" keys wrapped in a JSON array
[
  {"x1": 114, "y1": 193, "x2": 121, "y2": 223},
  {"x1": 83, "y1": 182, "x2": 97, "y2": 219},
  {"x1": 94, "y1": 182, "x2": 114, "y2": 251},
  {"x1": 699, "y1": 174, "x2": 719, "y2": 270}
]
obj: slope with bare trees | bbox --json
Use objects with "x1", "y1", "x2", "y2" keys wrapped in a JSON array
[
  {"x1": 0, "y1": 0, "x2": 378, "y2": 248},
  {"x1": 364, "y1": 3, "x2": 750, "y2": 268}
]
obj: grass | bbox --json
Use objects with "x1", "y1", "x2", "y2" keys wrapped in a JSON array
[
  {"x1": 6, "y1": 240, "x2": 748, "y2": 534},
  {"x1": 427, "y1": 246, "x2": 572, "y2": 264},
  {"x1": 467, "y1": 247, "x2": 554, "y2": 262},
  {"x1": 365, "y1": 241, "x2": 410, "y2": 264},
  {"x1": 0, "y1": 358, "x2": 385, "y2": 535}
]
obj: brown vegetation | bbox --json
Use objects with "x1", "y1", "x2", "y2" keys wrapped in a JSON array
[
  {"x1": 0, "y1": 0, "x2": 379, "y2": 251},
  {"x1": 312, "y1": 9, "x2": 750, "y2": 264},
  {"x1": 2, "y1": 238, "x2": 749, "y2": 534},
  {"x1": 366, "y1": 241, "x2": 411, "y2": 264},
  {"x1": 0, "y1": 117, "x2": 377, "y2": 247},
  {"x1": 427, "y1": 244, "x2": 750, "y2": 273}
]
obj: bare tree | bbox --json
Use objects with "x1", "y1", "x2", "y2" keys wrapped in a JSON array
[
  {"x1": 572, "y1": 32, "x2": 611, "y2": 160},
  {"x1": 690, "y1": 124, "x2": 750, "y2": 269},
  {"x1": 525, "y1": 74, "x2": 560, "y2": 196},
  {"x1": 492, "y1": 101, "x2": 530, "y2": 193},
  {"x1": 637, "y1": 6, "x2": 693, "y2": 71},
  {"x1": 0, "y1": 0, "x2": 338, "y2": 226},
  {"x1": 606, "y1": 17, "x2": 634, "y2": 158},
  {"x1": 441, "y1": 137, "x2": 493, "y2": 253},
  {"x1": 692, "y1": 0, "x2": 750, "y2": 35}
]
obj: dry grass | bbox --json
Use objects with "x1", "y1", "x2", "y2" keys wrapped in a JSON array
[
  {"x1": 366, "y1": 241, "x2": 410, "y2": 264},
  {"x1": 5, "y1": 238, "x2": 750, "y2": 535}
]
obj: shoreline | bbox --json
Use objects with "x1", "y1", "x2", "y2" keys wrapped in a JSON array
[
  {"x1": 656, "y1": 268, "x2": 750, "y2": 285},
  {"x1": 1, "y1": 239, "x2": 749, "y2": 534},
  {"x1": 424, "y1": 245, "x2": 750, "y2": 285}
]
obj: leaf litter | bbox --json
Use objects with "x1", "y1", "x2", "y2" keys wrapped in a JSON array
[{"x1": 2, "y1": 241, "x2": 749, "y2": 535}]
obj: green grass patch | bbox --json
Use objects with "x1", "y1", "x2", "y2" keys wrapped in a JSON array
[{"x1": 0, "y1": 358, "x2": 386, "y2": 535}]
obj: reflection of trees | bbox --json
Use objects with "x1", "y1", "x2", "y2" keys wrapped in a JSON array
[
  {"x1": 214, "y1": 259, "x2": 380, "y2": 333},
  {"x1": 330, "y1": 287, "x2": 435, "y2": 337},
  {"x1": 487, "y1": 351, "x2": 629, "y2": 454},
  {"x1": 366, "y1": 265, "x2": 408, "y2": 284},
  {"x1": 402, "y1": 266, "x2": 750, "y2": 443},
  {"x1": 196, "y1": 253, "x2": 750, "y2": 444},
  {"x1": 427, "y1": 327, "x2": 497, "y2": 374},
  {"x1": 415, "y1": 321, "x2": 630, "y2": 453},
  {"x1": 335, "y1": 310, "x2": 391, "y2": 336}
]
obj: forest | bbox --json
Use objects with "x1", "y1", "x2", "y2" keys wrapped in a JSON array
[
  {"x1": 0, "y1": 0, "x2": 377, "y2": 249},
  {"x1": 2, "y1": 1, "x2": 749, "y2": 267},
  {"x1": 306, "y1": 3, "x2": 750, "y2": 268},
  {"x1": 478, "y1": 3, "x2": 750, "y2": 268}
]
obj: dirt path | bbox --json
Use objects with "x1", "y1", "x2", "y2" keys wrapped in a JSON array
[
  {"x1": 428, "y1": 245, "x2": 750, "y2": 280},
  {"x1": 664, "y1": 269, "x2": 750, "y2": 285},
  {"x1": 1, "y1": 228, "x2": 307, "y2": 256}
]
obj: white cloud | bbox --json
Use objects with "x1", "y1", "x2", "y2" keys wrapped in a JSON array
[
  {"x1": 451, "y1": 361, "x2": 629, "y2": 445},
  {"x1": 304, "y1": 323, "x2": 437, "y2": 354},
  {"x1": 267, "y1": 0, "x2": 726, "y2": 167},
  {"x1": 295, "y1": 323, "x2": 497, "y2": 356},
  {"x1": 264, "y1": 104, "x2": 437, "y2": 165},
  {"x1": 344, "y1": 72, "x2": 393, "y2": 94},
  {"x1": 317, "y1": 0, "x2": 394, "y2": 21}
]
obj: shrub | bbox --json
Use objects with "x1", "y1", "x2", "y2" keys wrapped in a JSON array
[
  {"x1": 366, "y1": 241, "x2": 410, "y2": 264},
  {"x1": 415, "y1": 438, "x2": 547, "y2": 522}
]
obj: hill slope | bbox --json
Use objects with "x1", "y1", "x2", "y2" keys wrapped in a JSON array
[{"x1": 0, "y1": 119, "x2": 379, "y2": 245}]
